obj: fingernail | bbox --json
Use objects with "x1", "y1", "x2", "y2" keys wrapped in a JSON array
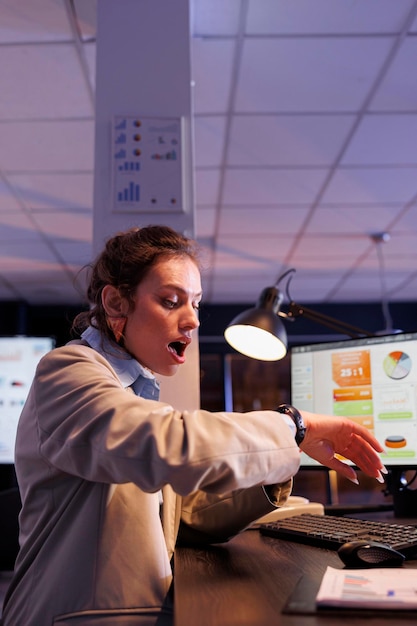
[
  {"x1": 380, "y1": 465, "x2": 388, "y2": 474},
  {"x1": 376, "y1": 471, "x2": 385, "y2": 484},
  {"x1": 348, "y1": 477, "x2": 359, "y2": 485}
]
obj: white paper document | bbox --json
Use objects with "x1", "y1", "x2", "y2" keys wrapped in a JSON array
[{"x1": 316, "y1": 566, "x2": 417, "y2": 610}]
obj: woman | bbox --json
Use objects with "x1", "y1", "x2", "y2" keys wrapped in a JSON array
[{"x1": 2, "y1": 225, "x2": 385, "y2": 625}]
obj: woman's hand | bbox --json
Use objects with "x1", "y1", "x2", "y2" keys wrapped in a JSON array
[{"x1": 299, "y1": 411, "x2": 386, "y2": 484}]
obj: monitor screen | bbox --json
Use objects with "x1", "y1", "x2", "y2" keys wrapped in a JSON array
[
  {"x1": 291, "y1": 331, "x2": 417, "y2": 468},
  {"x1": 0, "y1": 336, "x2": 54, "y2": 464}
]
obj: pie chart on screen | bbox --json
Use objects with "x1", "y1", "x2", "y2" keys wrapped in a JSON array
[{"x1": 383, "y1": 351, "x2": 412, "y2": 380}]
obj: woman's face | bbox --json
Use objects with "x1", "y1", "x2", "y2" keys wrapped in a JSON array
[{"x1": 123, "y1": 255, "x2": 202, "y2": 376}]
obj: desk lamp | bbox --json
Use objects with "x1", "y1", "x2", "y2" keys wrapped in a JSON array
[{"x1": 224, "y1": 269, "x2": 373, "y2": 361}]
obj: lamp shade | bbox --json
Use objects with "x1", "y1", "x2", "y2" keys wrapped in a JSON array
[{"x1": 224, "y1": 287, "x2": 288, "y2": 361}]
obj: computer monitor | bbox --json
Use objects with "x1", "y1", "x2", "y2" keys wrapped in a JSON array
[
  {"x1": 0, "y1": 336, "x2": 54, "y2": 464},
  {"x1": 291, "y1": 331, "x2": 417, "y2": 470}
]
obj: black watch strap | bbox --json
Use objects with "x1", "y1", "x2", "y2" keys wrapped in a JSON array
[{"x1": 276, "y1": 404, "x2": 306, "y2": 446}]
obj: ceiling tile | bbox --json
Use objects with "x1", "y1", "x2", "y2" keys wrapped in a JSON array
[
  {"x1": 0, "y1": 179, "x2": 24, "y2": 211},
  {"x1": 342, "y1": 114, "x2": 417, "y2": 165},
  {"x1": 192, "y1": 39, "x2": 235, "y2": 114},
  {"x1": 223, "y1": 168, "x2": 328, "y2": 204},
  {"x1": 192, "y1": 0, "x2": 241, "y2": 35},
  {"x1": 195, "y1": 169, "x2": 221, "y2": 205},
  {"x1": 329, "y1": 274, "x2": 384, "y2": 301},
  {"x1": 321, "y1": 167, "x2": 417, "y2": 204},
  {"x1": 390, "y1": 206, "x2": 417, "y2": 233},
  {"x1": 0, "y1": 120, "x2": 94, "y2": 172},
  {"x1": 0, "y1": 248, "x2": 60, "y2": 272},
  {"x1": 215, "y1": 235, "x2": 294, "y2": 266},
  {"x1": 227, "y1": 114, "x2": 355, "y2": 166},
  {"x1": 0, "y1": 44, "x2": 93, "y2": 119},
  {"x1": 194, "y1": 116, "x2": 227, "y2": 167},
  {"x1": 235, "y1": 37, "x2": 394, "y2": 112},
  {"x1": 32, "y1": 211, "x2": 92, "y2": 241},
  {"x1": 0, "y1": 212, "x2": 44, "y2": 241},
  {"x1": 390, "y1": 274, "x2": 417, "y2": 300},
  {"x1": 218, "y1": 206, "x2": 309, "y2": 234},
  {"x1": 194, "y1": 206, "x2": 217, "y2": 237},
  {"x1": 338, "y1": 270, "x2": 417, "y2": 302},
  {"x1": 0, "y1": 0, "x2": 72, "y2": 43},
  {"x1": 360, "y1": 251, "x2": 417, "y2": 270},
  {"x1": 306, "y1": 205, "x2": 404, "y2": 235},
  {"x1": 284, "y1": 272, "x2": 351, "y2": 302},
  {"x1": 246, "y1": 0, "x2": 415, "y2": 35},
  {"x1": 290, "y1": 235, "x2": 370, "y2": 264},
  {"x1": 370, "y1": 39, "x2": 417, "y2": 111},
  {"x1": 54, "y1": 240, "x2": 92, "y2": 266},
  {"x1": 7, "y1": 173, "x2": 94, "y2": 211},
  {"x1": 374, "y1": 233, "x2": 417, "y2": 256},
  {"x1": 206, "y1": 274, "x2": 276, "y2": 304}
]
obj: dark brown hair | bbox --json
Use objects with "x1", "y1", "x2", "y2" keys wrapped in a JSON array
[{"x1": 72, "y1": 225, "x2": 200, "y2": 342}]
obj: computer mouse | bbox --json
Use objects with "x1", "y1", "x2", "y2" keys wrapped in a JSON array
[{"x1": 337, "y1": 540, "x2": 405, "y2": 568}]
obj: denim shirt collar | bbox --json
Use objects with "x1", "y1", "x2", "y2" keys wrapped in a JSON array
[{"x1": 81, "y1": 326, "x2": 160, "y2": 401}]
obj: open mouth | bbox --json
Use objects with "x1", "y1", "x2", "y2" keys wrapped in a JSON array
[{"x1": 168, "y1": 341, "x2": 187, "y2": 357}]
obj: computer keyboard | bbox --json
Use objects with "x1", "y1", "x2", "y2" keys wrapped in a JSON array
[{"x1": 259, "y1": 513, "x2": 417, "y2": 559}]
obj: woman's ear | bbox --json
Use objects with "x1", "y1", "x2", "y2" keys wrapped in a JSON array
[{"x1": 102, "y1": 285, "x2": 127, "y2": 317}]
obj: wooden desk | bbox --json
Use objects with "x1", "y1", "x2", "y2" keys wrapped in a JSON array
[{"x1": 174, "y1": 526, "x2": 417, "y2": 626}]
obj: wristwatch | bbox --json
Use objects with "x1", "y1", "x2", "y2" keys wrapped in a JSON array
[{"x1": 276, "y1": 404, "x2": 306, "y2": 446}]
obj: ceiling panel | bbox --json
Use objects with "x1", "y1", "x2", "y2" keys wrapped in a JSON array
[
  {"x1": 341, "y1": 114, "x2": 417, "y2": 164},
  {"x1": 31, "y1": 211, "x2": 92, "y2": 241},
  {"x1": 245, "y1": 0, "x2": 415, "y2": 35},
  {"x1": 218, "y1": 206, "x2": 310, "y2": 235},
  {"x1": 6, "y1": 173, "x2": 93, "y2": 212},
  {"x1": 0, "y1": 120, "x2": 94, "y2": 172},
  {"x1": 194, "y1": 116, "x2": 227, "y2": 168},
  {"x1": 227, "y1": 115, "x2": 355, "y2": 166},
  {"x1": 321, "y1": 167, "x2": 417, "y2": 204},
  {"x1": 369, "y1": 39, "x2": 417, "y2": 111},
  {"x1": 195, "y1": 170, "x2": 221, "y2": 206},
  {"x1": 192, "y1": 0, "x2": 240, "y2": 35},
  {"x1": 0, "y1": 45, "x2": 93, "y2": 119},
  {"x1": 306, "y1": 205, "x2": 404, "y2": 235},
  {"x1": 192, "y1": 39, "x2": 236, "y2": 114},
  {"x1": 0, "y1": 212, "x2": 44, "y2": 240},
  {"x1": 0, "y1": 0, "x2": 72, "y2": 43},
  {"x1": 223, "y1": 168, "x2": 329, "y2": 204},
  {"x1": 235, "y1": 37, "x2": 394, "y2": 112}
]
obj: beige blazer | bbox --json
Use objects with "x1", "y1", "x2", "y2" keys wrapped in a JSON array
[{"x1": 2, "y1": 344, "x2": 299, "y2": 625}]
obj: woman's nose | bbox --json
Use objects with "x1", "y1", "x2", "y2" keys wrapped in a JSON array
[{"x1": 181, "y1": 304, "x2": 200, "y2": 330}]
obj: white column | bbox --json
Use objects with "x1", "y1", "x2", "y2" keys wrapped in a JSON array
[
  {"x1": 93, "y1": 0, "x2": 195, "y2": 249},
  {"x1": 93, "y1": 0, "x2": 199, "y2": 409}
]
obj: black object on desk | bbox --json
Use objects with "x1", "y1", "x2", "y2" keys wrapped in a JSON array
[
  {"x1": 259, "y1": 513, "x2": 417, "y2": 559},
  {"x1": 337, "y1": 540, "x2": 405, "y2": 568}
]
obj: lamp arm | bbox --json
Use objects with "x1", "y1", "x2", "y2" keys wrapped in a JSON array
[{"x1": 283, "y1": 301, "x2": 373, "y2": 338}]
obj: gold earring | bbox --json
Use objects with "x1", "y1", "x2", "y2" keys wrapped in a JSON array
[{"x1": 107, "y1": 316, "x2": 127, "y2": 342}]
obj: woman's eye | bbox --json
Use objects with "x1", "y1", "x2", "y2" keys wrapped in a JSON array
[{"x1": 163, "y1": 299, "x2": 177, "y2": 309}]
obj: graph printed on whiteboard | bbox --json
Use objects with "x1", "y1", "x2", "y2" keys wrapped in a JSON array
[{"x1": 111, "y1": 115, "x2": 184, "y2": 213}]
